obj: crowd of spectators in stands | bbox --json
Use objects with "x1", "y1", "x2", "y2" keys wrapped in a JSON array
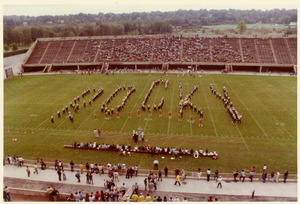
[
  {"x1": 27, "y1": 36, "x2": 296, "y2": 65},
  {"x1": 211, "y1": 38, "x2": 242, "y2": 63},
  {"x1": 182, "y1": 37, "x2": 210, "y2": 62}
]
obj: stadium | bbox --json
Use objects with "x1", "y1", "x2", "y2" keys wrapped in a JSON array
[{"x1": 4, "y1": 33, "x2": 297, "y2": 201}]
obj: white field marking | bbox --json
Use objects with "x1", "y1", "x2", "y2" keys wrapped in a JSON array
[
  {"x1": 4, "y1": 86, "x2": 13, "y2": 95},
  {"x1": 265, "y1": 89, "x2": 297, "y2": 120},
  {"x1": 13, "y1": 81, "x2": 25, "y2": 90},
  {"x1": 17, "y1": 79, "x2": 33, "y2": 90},
  {"x1": 34, "y1": 92, "x2": 78, "y2": 129},
  {"x1": 9, "y1": 85, "x2": 19, "y2": 93},
  {"x1": 120, "y1": 79, "x2": 151, "y2": 133},
  {"x1": 199, "y1": 80, "x2": 218, "y2": 137},
  {"x1": 75, "y1": 83, "x2": 120, "y2": 130},
  {"x1": 207, "y1": 77, "x2": 249, "y2": 150},
  {"x1": 37, "y1": 116, "x2": 70, "y2": 144},
  {"x1": 189, "y1": 106, "x2": 193, "y2": 137},
  {"x1": 167, "y1": 79, "x2": 176, "y2": 135},
  {"x1": 143, "y1": 81, "x2": 161, "y2": 131},
  {"x1": 9, "y1": 79, "x2": 54, "y2": 104},
  {"x1": 5, "y1": 124, "x2": 295, "y2": 142},
  {"x1": 274, "y1": 80, "x2": 295, "y2": 93},
  {"x1": 235, "y1": 125, "x2": 249, "y2": 151},
  {"x1": 100, "y1": 120, "x2": 107, "y2": 129},
  {"x1": 76, "y1": 97, "x2": 105, "y2": 130},
  {"x1": 239, "y1": 81, "x2": 295, "y2": 139},
  {"x1": 225, "y1": 82, "x2": 269, "y2": 139}
]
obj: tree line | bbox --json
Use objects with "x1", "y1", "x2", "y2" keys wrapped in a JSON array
[
  {"x1": 4, "y1": 20, "x2": 172, "y2": 49},
  {"x1": 3, "y1": 8, "x2": 297, "y2": 50},
  {"x1": 4, "y1": 9, "x2": 297, "y2": 27}
]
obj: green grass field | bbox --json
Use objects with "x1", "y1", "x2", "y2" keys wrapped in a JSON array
[{"x1": 4, "y1": 73, "x2": 297, "y2": 173}]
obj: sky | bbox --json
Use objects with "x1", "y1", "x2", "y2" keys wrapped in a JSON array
[{"x1": 2, "y1": 0, "x2": 299, "y2": 16}]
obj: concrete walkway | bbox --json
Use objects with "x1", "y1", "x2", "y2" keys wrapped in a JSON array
[{"x1": 3, "y1": 165, "x2": 297, "y2": 201}]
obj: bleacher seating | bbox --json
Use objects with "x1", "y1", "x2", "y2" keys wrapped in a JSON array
[
  {"x1": 25, "y1": 36, "x2": 297, "y2": 66},
  {"x1": 272, "y1": 38, "x2": 293, "y2": 64},
  {"x1": 67, "y1": 40, "x2": 88, "y2": 63},
  {"x1": 82, "y1": 39, "x2": 101, "y2": 62},
  {"x1": 40, "y1": 41, "x2": 62, "y2": 64},
  {"x1": 286, "y1": 38, "x2": 297, "y2": 64},
  {"x1": 182, "y1": 37, "x2": 210, "y2": 62},
  {"x1": 256, "y1": 39, "x2": 275, "y2": 64},
  {"x1": 241, "y1": 38, "x2": 258, "y2": 63},
  {"x1": 53, "y1": 41, "x2": 75, "y2": 63},
  {"x1": 211, "y1": 38, "x2": 242, "y2": 63},
  {"x1": 122, "y1": 38, "x2": 154, "y2": 62},
  {"x1": 26, "y1": 41, "x2": 50, "y2": 64},
  {"x1": 152, "y1": 36, "x2": 182, "y2": 62},
  {"x1": 96, "y1": 39, "x2": 114, "y2": 62}
]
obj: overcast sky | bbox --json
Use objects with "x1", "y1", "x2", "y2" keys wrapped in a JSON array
[{"x1": 2, "y1": 0, "x2": 299, "y2": 16}]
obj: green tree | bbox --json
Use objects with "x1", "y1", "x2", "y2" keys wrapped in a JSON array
[
  {"x1": 12, "y1": 43, "x2": 18, "y2": 51},
  {"x1": 4, "y1": 44, "x2": 10, "y2": 52},
  {"x1": 237, "y1": 20, "x2": 247, "y2": 34},
  {"x1": 22, "y1": 27, "x2": 32, "y2": 46}
]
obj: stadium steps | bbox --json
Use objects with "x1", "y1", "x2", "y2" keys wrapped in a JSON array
[
  {"x1": 253, "y1": 39, "x2": 261, "y2": 63},
  {"x1": 38, "y1": 42, "x2": 51, "y2": 64},
  {"x1": 269, "y1": 39, "x2": 278, "y2": 64},
  {"x1": 238, "y1": 39, "x2": 244, "y2": 62},
  {"x1": 52, "y1": 41, "x2": 64, "y2": 63},
  {"x1": 66, "y1": 41, "x2": 77, "y2": 62},
  {"x1": 94, "y1": 41, "x2": 102, "y2": 63},
  {"x1": 42, "y1": 64, "x2": 52, "y2": 73},
  {"x1": 284, "y1": 38, "x2": 296, "y2": 64}
]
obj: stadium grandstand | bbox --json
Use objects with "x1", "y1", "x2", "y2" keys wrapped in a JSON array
[{"x1": 22, "y1": 35, "x2": 297, "y2": 74}]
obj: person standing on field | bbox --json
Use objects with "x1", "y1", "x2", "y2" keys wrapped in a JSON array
[
  {"x1": 207, "y1": 168, "x2": 211, "y2": 182},
  {"x1": 174, "y1": 174, "x2": 181, "y2": 186},
  {"x1": 26, "y1": 166, "x2": 31, "y2": 177},
  {"x1": 164, "y1": 167, "x2": 168, "y2": 177},
  {"x1": 217, "y1": 176, "x2": 222, "y2": 188},
  {"x1": 153, "y1": 159, "x2": 159, "y2": 170},
  {"x1": 283, "y1": 171, "x2": 288, "y2": 183}
]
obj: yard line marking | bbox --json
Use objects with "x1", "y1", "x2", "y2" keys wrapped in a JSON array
[
  {"x1": 100, "y1": 120, "x2": 107, "y2": 129},
  {"x1": 76, "y1": 98, "x2": 105, "y2": 130},
  {"x1": 120, "y1": 79, "x2": 151, "y2": 133},
  {"x1": 167, "y1": 79, "x2": 176, "y2": 135},
  {"x1": 37, "y1": 116, "x2": 70, "y2": 144},
  {"x1": 4, "y1": 86, "x2": 13, "y2": 95},
  {"x1": 225, "y1": 82, "x2": 269, "y2": 139},
  {"x1": 33, "y1": 79, "x2": 89, "y2": 129},
  {"x1": 34, "y1": 93, "x2": 77, "y2": 129},
  {"x1": 273, "y1": 80, "x2": 295, "y2": 93},
  {"x1": 239, "y1": 80, "x2": 295, "y2": 139},
  {"x1": 264, "y1": 89, "x2": 297, "y2": 120},
  {"x1": 189, "y1": 105, "x2": 193, "y2": 137},
  {"x1": 235, "y1": 125, "x2": 249, "y2": 151},
  {"x1": 200, "y1": 80, "x2": 218, "y2": 137}
]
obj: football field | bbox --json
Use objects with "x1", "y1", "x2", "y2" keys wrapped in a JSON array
[{"x1": 3, "y1": 73, "x2": 297, "y2": 173}]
